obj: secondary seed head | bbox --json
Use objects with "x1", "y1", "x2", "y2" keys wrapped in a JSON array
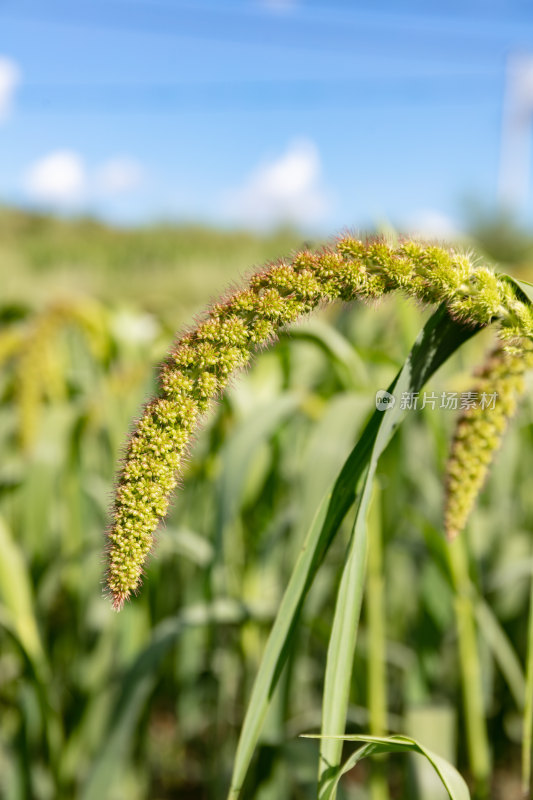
[{"x1": 444, "y1": 341, "x2": 533, "y2": 540}]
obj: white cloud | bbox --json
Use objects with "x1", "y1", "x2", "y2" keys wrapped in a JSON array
[
  {"x1": 403, "y1": 209, "x2": 460, "y2": 241},
  {"x1": 23, "y1": 151, "x2": 144, "y2": 207},
  {"x1": 95, "y1": 158, "x2": 143, "y2": 195},
  {"x1": 225, "y1": 140, "x2": 331, "y2": 229},
  {"x1": 24, "y1": 150, "x2": 86, "y2": 204},
  {"x1": 0, "y1": 57, "x2": 20, "y2": 123}
]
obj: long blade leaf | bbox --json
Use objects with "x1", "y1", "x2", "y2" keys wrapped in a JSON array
[
  {"x1": 228, "y1": 306, "x2": 481, "y2": 799},
  {"x1": 318, "y1": 306, "x2": 482, "y2": 791},
  {"x1": 306, "y1": 734, "x2": 470, "y2": 800}
]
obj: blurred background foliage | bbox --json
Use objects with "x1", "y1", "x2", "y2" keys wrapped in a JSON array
[{"x1": 1, "y1": 207, "x2": 533, "y2": 799}]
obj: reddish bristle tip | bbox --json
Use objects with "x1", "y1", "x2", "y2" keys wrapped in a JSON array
[{"x1": 112, "y1": 594, "x2": 126, "y2": 612}]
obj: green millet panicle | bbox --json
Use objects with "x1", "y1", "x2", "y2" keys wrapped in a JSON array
[
  {"x1": 106, "y1": 236, "x2": 533, "y2": 609},
  {"x1": 445, "y1": 341, "x2": 533, "y2": 539}
]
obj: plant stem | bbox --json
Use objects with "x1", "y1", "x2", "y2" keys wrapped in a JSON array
[
  {"x1": 366, "y1": 484, "x2": 390, "y2": 800},
  {"x1": 318, "y1": 474, "x2": 372, "y2": 798},
  {"x1": 522, "y1": 563, "x2": 533, "y2": 798},
  {"x1": 448, "y1": 535, "x2": 491, "y2": 799}
]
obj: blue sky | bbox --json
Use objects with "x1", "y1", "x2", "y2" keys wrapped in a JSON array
[{"x1": 1, "y1": 0, "x2": 533, "y2": 234}]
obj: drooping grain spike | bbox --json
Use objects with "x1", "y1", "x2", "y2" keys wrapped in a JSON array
[{"x1": 106, "y1": 236, "x2": 533, "y2": 608}]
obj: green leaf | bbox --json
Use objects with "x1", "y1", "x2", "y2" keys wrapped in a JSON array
[
  {"x1": 0, "y1": 515, "x2": 45, "y2": 670},
  {"x1": 318, "y1": 306, "x2": 482, "y2": 791},
  {"x1": 523, "y1": 575, "x2": 533, "y2": 794},
  {"x1": 499, "y1": 273, "x2": 533, "y2": 306},
  {"x1": 318, "y1": 470, "x2": 372, "y2": 788},
  {"x1": 281, "y1": 319, "x2": 369, "y2": 388},
  {"x1": 295, "y1": 393, "x2": 373, "y2": 542},
  {"x1": 304, "y1": 734, "x2": 470, "y2": 800},
  {"x1": 217, "y1": 393, "x2": 300, "y2": 536},
  {"x1": 81, "y1": 599, "x2": 250, "y2": 800},
  {"x1": 227, "y1": 306, "x2": 481, "y2": 799},
  {"x1": 475, "y1": 598, "x2": 525, "y2": 711},
  {"x1": 416, "y1": 515, "x2": 526, "y2": 711},
  {"x1": 0, "y1": 516, "x2": 64, "y2": 780},
  {"x1": 508, "y1": 276, "x2": 533, "y2": 304}
]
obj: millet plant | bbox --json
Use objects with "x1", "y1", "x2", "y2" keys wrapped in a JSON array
[{"x1": 106, "y1": 236, "x2": 533, "y2": 799}]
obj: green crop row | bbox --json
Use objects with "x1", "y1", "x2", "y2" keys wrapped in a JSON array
[{"x1": 1, "y1": 213, "x2": 533, "y2": 798}]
